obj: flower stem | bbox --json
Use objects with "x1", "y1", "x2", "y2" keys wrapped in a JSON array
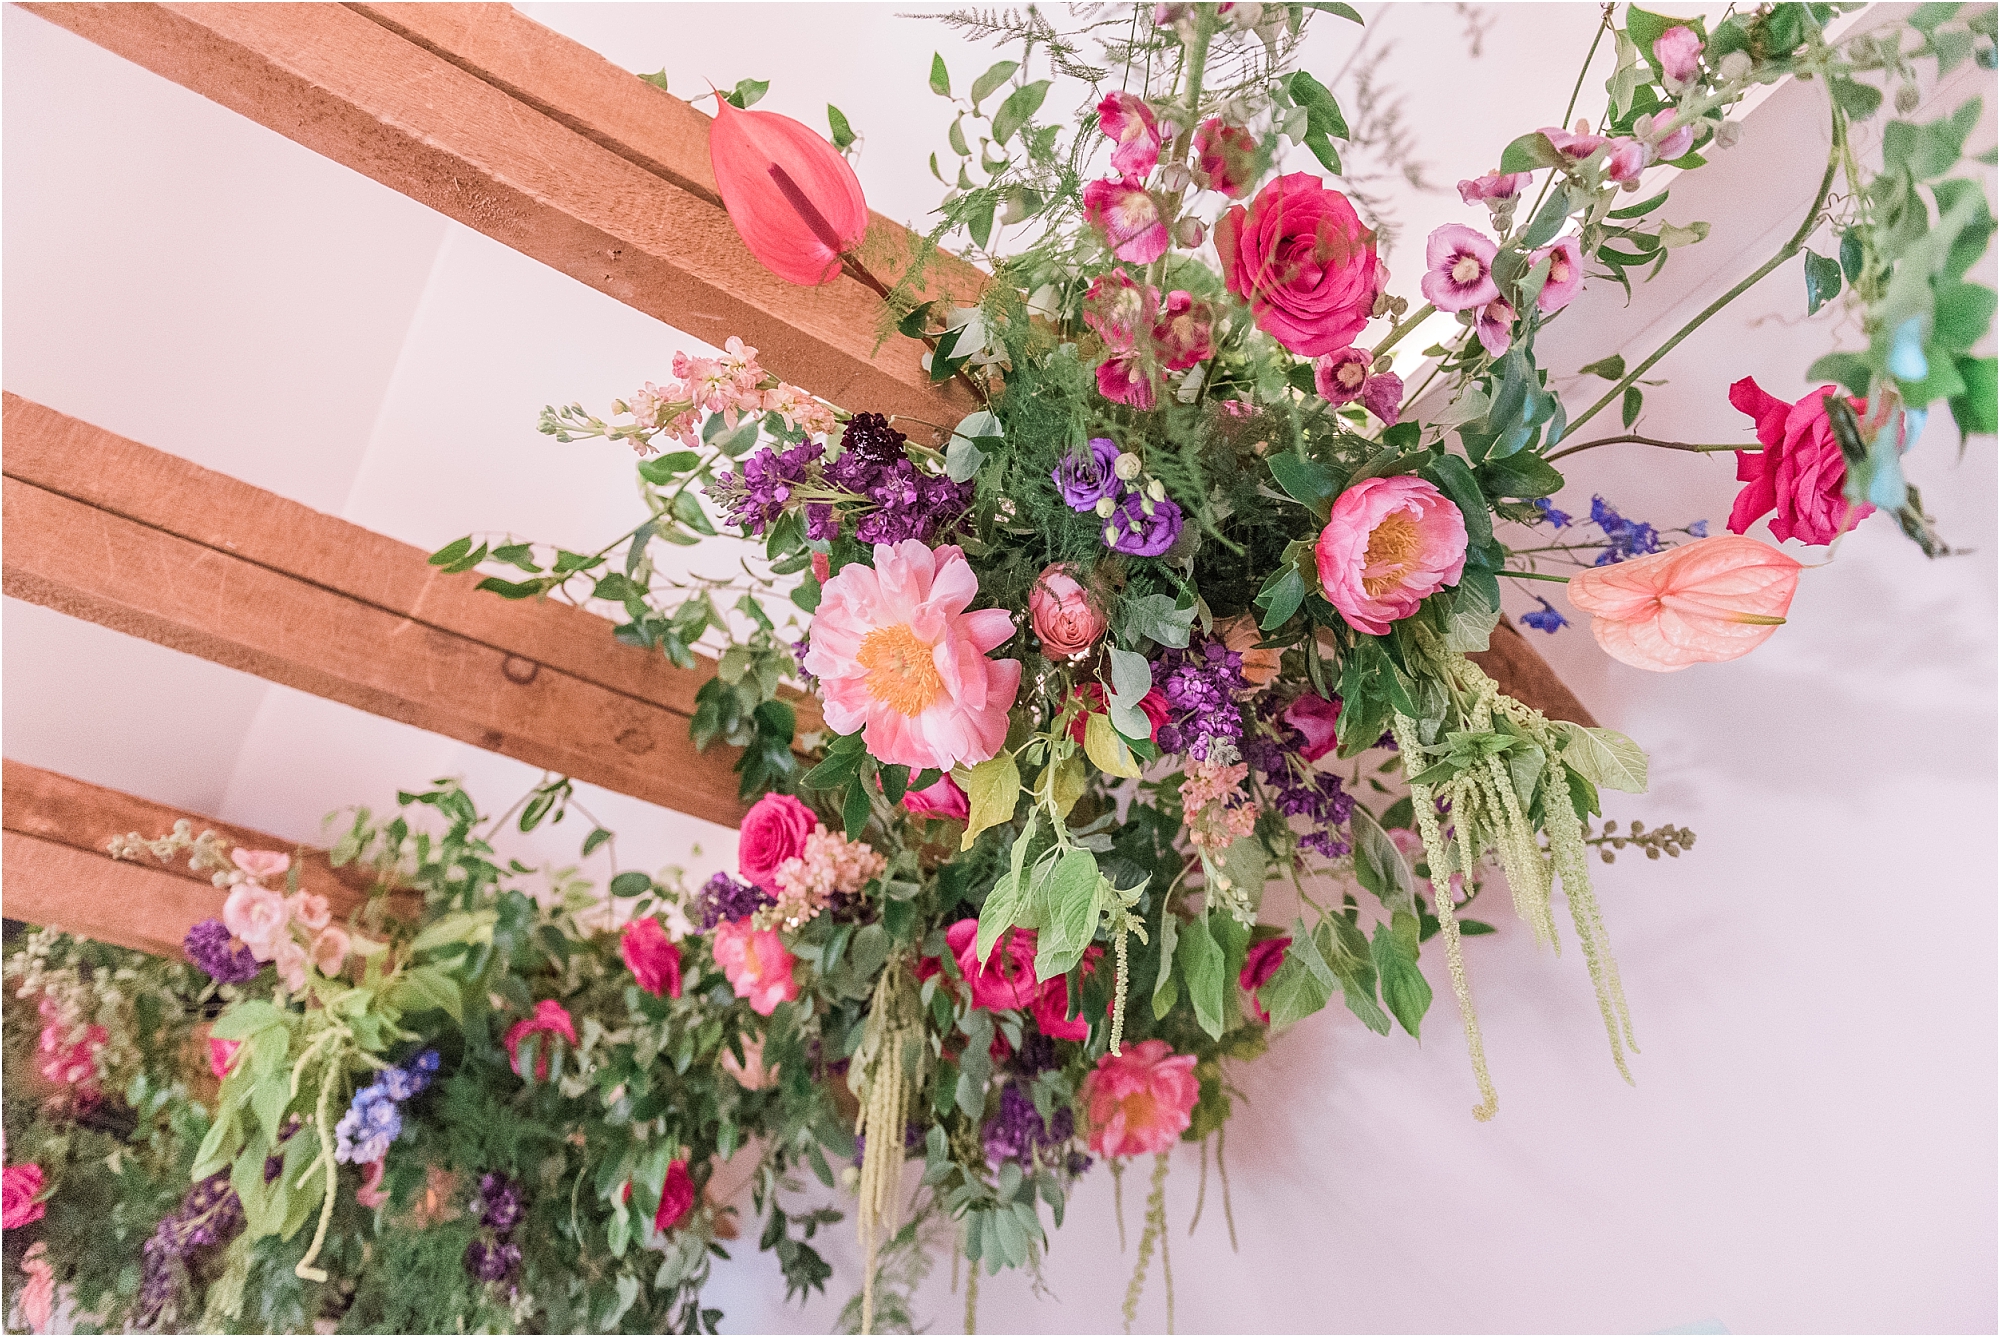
[
  {"x1": 1544, "y1": 434, "x2": 1754, "y2": 463},
  {"x1": 1369, "y1": 302, "x2": 1436, "y2": 361},
  {"x1": 1502, "y1": 570, "x2": 1571, "y2": 583}
]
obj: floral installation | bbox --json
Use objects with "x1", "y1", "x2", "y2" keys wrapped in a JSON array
[{"x1": 9, "y1": 2, "x2": 1994, "y2": 1334}]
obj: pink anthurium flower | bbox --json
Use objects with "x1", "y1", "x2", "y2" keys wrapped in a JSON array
[
  {"x1": 708, "y1": 96, "x2": 868, "y2": 287},
  {"x1": 1566, "y1": 535, "x2": 1803, "y2": 672}
]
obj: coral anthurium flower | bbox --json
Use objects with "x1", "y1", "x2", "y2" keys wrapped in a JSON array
[
  {"x1": 803, "y1": 541, "x2": 1022, "y2": 771},
  {"x1": 1316, "y1": 476, "x2": 1469, "y2": 636},
  {"x1": 1567, "y1": 535, "x2": 1803, "y2": 672},
  {"x1": 1081, "y1": 1039, "x2": 1199, "y2": 1157},
  {"x1": 708, "y1": 96, "x2": 867, "y2": 287}
]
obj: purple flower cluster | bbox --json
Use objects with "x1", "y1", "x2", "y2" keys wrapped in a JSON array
[
  {"x1": 824, "y1": 413, "x2": 972, "y2": 545},
  {"x1": 1050, "y1": 437, "x2": 1185, "y2": 557},
  {"x1": 183, "y1": 917, "x2": 259, "y2": 985},
  {"x1": 138, "y1": 1171, "x2": 245, "y2": 1327},
  {"x1": 478, "y1": 1173, "x2": 524, "y2": 1232},
  {"x1": 709, "y1": 440, "x2": 824, "y2": 536},
  {"x1": 1588, "y1": 496, "x2": 1663, "y2": 565},
  {"x1": 1520, "y1": 598, "x2": 1569, "y2": 634},
  {"x1": 693, "y1": 871, "x2": 772, "y2": 930},
  {"x1": 1533, "y1": 497, "x2": 1572, "y2": 529},
  {"x1": 1243, "y1": 698, "x2": 1355, "y2": 859},
  {"x1": 465, "y1": 1237, "x2": 523, "y2": 1285},
  {"x1": 333, "y1": 1049, "x2": 440, "y2": 1165},
  {"x1": 982, "y1": 1083, "x2": 1077, "y2": 1170},
  {"x1": 466, "y1": 1173, "x2": 526, "y2": 1284},
  {"x1": 1153, "y1": 637, "x2": 1248, "y2": 760}
]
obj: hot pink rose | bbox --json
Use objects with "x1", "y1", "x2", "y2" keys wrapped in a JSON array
[
  {"x1": 1215, "y1": 173, "x2": 1381, "y2": 357},
  {"x1": 208, "y1": 1036, "x2": 242, "y2": 1079},
  {"x1": 656, "y1": 1158, "x2": 696, "y2": 1232},
  {"x1": 1098, "y1": 92, "x2": 1161, "y2": 179},
  {"x1": 1726, "y1": 378, "x2": 1874, "y2": 546},
  {"x1": 1240, "y1": 935, "x2": 1292, "y2": 1023},
  {"x1": 503, "y1": 999, "x2": 578, "y2": 1081},
  {"x1": 1283, "y1": 693, "x2": 1342, "y2": 761},
  {"x1": 1532, "y1": 236, "x2": 1584, "y2": 313},
  {"x1": 902, "y1": 774, "x2": 971, "y2": 821},
  {"x1": 737, "y1": 793, "x2": 819, "y2": 891},
  {"x1": 1082, "y1": 1039, "x2": 1199, "y2": 1158},
  {"x1": 1316, "y1": 476, "x2": 1468, "y2": 636},
  {"x1": 1194, "y1": 118, "x2": 1261, "y2": 198},
  {"x1": 620, "y1": 916, "x2": 684, "y2": 999},
  {"x1": 711, "y1": 919, "x2": 800, "y2": 1016},
  {"x1": 231, "y1": 848, "x2": 291, "y2": 881},
  {"x1": 1084, "y1": 176, "x2": 1169, "y2": 265},
  {"x1": 1030, "y1": 946, "x2": 1101, "y2": 1041},
  {"x1": 1654, "y1": 24, "x2": 1704, "y2": 91},
  {"x1": 2, "y1": 1163, "x2": 46, "y2": 1229},
  {"x1": 945, "y1": 919, "x2": 1039, "y2": 1011},
  {"x1": 1029, "y1": 564, "x2": 1106, "y2": 659}
]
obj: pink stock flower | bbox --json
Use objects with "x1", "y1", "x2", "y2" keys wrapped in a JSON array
[
  {"x1": 1475, "y1": 299, "x2": 1516, "y2": 357},
  {"x1": 2, "y1": 1163, "x2": 46, "y2": 1229},
  {"x1": 19, "y1": 1242, "x2": 54, "y2": 1333},
  {"x1": 1082, "y1": 1039, "x2": 1199, "y2": 1158},
  {"x1": 1726, "y1": 378, "x2": 1875, "y2": 546},
  {"x1": 1654, "y1": 25, "x2": 1704, "y2": 91},
  {"x1": 737, "y1": 793, "x2": 819, "y2": 891},
  {"x1": 1567, "y1": 535, "x2": 1803, "y2": 672},
  {"x1": 37, "y1": 1001, "x2": 106, "y2": 1093},
  {"x1": 504, "y1": 999, "x2": 578, "y2": 1081},
  {"x1": 310, "y1": 927, "x2": 350, "y2": 978},
  {"x1": 1531, "y1": 235, "x2": 1584, "y2": 313},
  {"x1": 287, "y1": 892, "x2": 331, "y2": 933},
  {"x1": 1029, "y1": 563, "x2": 1107, "y2": 658},
  {"x1": 208, "y1": 1036, "x2": 241, "y2": 1079},
  {"x1": 1194, "y1": 118, "x2": 1261, "y2": 198},
  {"x1": 1098, "y1": 92, "x2": 1162, "y2": 178},
  {"x1": 1083, "y1": 177, "x2": 1170, "y2": 264},
  {"x1": 1361, "y1": 371, "x2": 1404, "y2": 425},
  {"x1": 655, "y1": 1159, "x2": 695, "y2": 1233},
  {"x1": 1240, "y1": 936, "x2": 1292, "y2": 1023},
  {"x1": 222, "y1": 882, "x2": 289, "y2": 958},
  {"x1": 1215, "y1": 173, "x2": 1382, "y2": 356},
  {"x1": 770, "y1": 829, "x2": 885, "y2": 927},
  {"x1": 232, "y1": 848, "x2": 291, "y2": 882},
  {"x1": 902, "y1": 773, "x2": 971, "y2": 821},
  {"x1": 1456, "y1": 171, "x2": 1531, "y2": 205},
  {"x1": 711, "y1": 919, "x2": 800, "y2": 1016},
  {"x1": 1314, "y1": 346, "x2": 1372, "y2": 405},
  {"x1": 620, "y1": 916, "x2": 684, "y2": 999},
  {"x1": 1421, "y1": 224, "x2": 1500, "y2": 312},
  {"x1": 1316, "y1": 476, "x2": 1469, "y2": 636},
  {"x1": 803, "y1": 541, "x2": 1022, "y2": 771},
  {"x1": 356, "y1": 1157, "x2": 390, "y2": 1210},
  {"x1": 1154, "y1": 290, "x2": 1214, "y2": 370},
  {"x1": 708, "y1": 97, "x2": 868, "y2": 287},
  {"x1": 1283, "y1": 693, "x2": 1342, "y2": 761}
]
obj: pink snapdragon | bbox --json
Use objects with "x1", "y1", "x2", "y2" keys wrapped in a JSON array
[
  {"x1": 1362, "y1": 371, "x2": 1405, "y2": 425},
  {"x1": 1083, "y1": 177, "x2": 1170, "y2": 265},
  {"x1": 1654, "y1": 25, "x2": 1704, "y2": 92},
  {"x1": 711, "y1": 919, "x2": 801, "y2": 1016},
  {"x1": 1420, "y1": 224, "x2": 1500, "y2": 312},
  {"x1": 231, "y1": 848, "x2": 291, "y2": 881},
  {"x1": 1316, "y1": 476, "x2": 1469, "y2": 636},
  {"x1": 1456, "y1": 171, "x2": 1531, "y2": 205},
  {"x1": 1314, "y1": 347, "x2": 1372, "y2": 405},
  {"x1": 222, "y1": 882, "x2": 289, "y2": 958},
  {"x1": 1531, "y1": 236, "x2": 1584, "y2": 313},
  {"x1": 1154, "y1": 291, "x2": 1214, "y2": 370},
  {"x1": 1098, "y1": 92, "x2": 1162, "y2": 178},
  {"x1": 1082, "y1": 1039, "x2": 1199, "y2": 1158},
  {"x1": 19, "y1": 1242, "x2": 54, "y2": 1333},
  {"x1": 1179, "y1": 758, "x2": 1257, "y2": 850}
]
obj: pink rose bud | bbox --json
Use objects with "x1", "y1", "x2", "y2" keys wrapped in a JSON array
[{"x1": 1029, "y1": 564, "x2": 1107, "y2": 658}]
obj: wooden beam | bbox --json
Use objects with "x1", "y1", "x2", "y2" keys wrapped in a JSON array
[
  {"x1": 2, "y1": 394, "x2": 775, "y2": 828},
  {"x1": 22, "y1": 2, "x2": 978, "y2": 431}
]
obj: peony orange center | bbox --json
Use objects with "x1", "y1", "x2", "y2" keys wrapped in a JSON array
[
  {"x1": 1361, "y1": 514, "x2": 1421, "y2": 598},
  {"x1": 857, "y1": 623, "x2": 944, "y2": 716}
]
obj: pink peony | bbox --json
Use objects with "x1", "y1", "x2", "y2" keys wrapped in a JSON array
[
  {"x1": 903, "y1": 773, "x2": 971, "y2": 821},
  {"x1": 803, "y1": 542, "x2": 1022, "y2": 771},
  {"x1": 1084, "y1": 176, "x2": 1170, "y2": 265},
  {"x1": 1214, "y1": 173, "x2": 1381, "y2": 356},
  {"x1": 231, "y1": 848, "x2": 291, "y2": 882},
  {"x1": 1568, "y1": 535, "x2": 1803, "y2": 672},
  {"x1": 1240, "y1": 936, "x2": 1292, "y2": 1023},
  {"x1": 504, "y1": 999, "x2": 578, "y2": 1081},
  {"x1": 1082, "y1": 1039, "x2": 1199, "y2": 1158},
  {"x1": 1283, "y1": 693, "x2": 1342, "y2": 761},
  {"x1": 737, "y1": 793, "x2": 819, "y2": 891},
  {"x1": 1420, "y1": 223, "x2": 1499, "y2": 313},
  {"x1": 711, "y1": 919, "x2": 800, "y2": 1016},
  {"x1": 1654, "y1": 24, "x2": 1704, "y2": 91},
  {"x1": 1726, "y1": 378, "x2": 1874, "y2": 546},
  {"x1": 1532, "y1": 236, "x2": 1584, "y2": 313},
  {"x1": 356, "y1": 1157, "x2": 390, "y2": 1209},
  {"x1": 1029, "y1": 564, "x2": 1106, "y2": 658},
  {"x1": 2, "y1": 1163, "x2": 45, "y2": 1229},
  {"x1": 19, "y1": 1242, "x2": 53, "y2": 1333},
  {"x1": 1153, "y1": 291, "x2": 1214, "y2": 371},
  {"x1": 1475, "y1": 299, "x2": 1516, "y2": 357},
  {"x1": 656, "y1": 1159, "x2": 695, "y2": 1233},
  {"x1": 620, "y1": 916, "x2": 684, "y2": 998},
  {"x1": 222, "y1": 882, "x2": 289, "y2": 958},
  {"x1": 1314, "y1": 346, "x2": 1372, "y2": 405},
  {"x1": 1456, "y1": 171, "x2": 1531, "y2": 205},
  {"x1": 1098, "y1": 92, "x2": 1161, "y2": 179},
  {"x1": 1194, "y1": 118, "x2": 1261, "y2": 198},
  {"x1": 208, "y1": 1036, "x2": 241, "y2": 1079},
  {"x1": 1316, "y1": 476, "x2": 1469, "y2": 636}
]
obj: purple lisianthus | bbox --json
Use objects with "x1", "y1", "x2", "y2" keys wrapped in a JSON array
[
  {"x1": 1052, "y1": 437, "x2": 1122, "y2": 510},
  {"x1": 1104, "y1": 491, "x2": 1184, "y2": 557},
  {"x1": 1521, "y1": 598, "x2": 1568, "y2": 633},
  {"x1": 477, "y1": 1173, "x2": 524, "y2": 1233},
  {"x1": 184, "y1": 917, "x2": 260, "y2": 985}
]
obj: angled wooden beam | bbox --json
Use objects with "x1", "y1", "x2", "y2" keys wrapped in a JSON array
[
  {"x1": 23, "y1": 2, "x2": 979, "y2": 430},
  {"x1": 2, "y1": 394, "x2": 789, "y2": 828}
]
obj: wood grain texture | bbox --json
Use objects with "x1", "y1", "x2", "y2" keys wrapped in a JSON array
[
  {"x1": 1469, "y1": 618, "x2": 1598, "y2": 728},
  {"x1": 24, "y1": 2, "x2": 975, "y2": 429},
  {"x1": 3, "y1": 831, "x2": 229, "y2": 959}
]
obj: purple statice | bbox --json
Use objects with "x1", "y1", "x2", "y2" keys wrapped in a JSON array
[
  {"x1": 1153, "y1": 637, "x2": 1248, "y2": 761},
  {"x1": 464, "y1": 1238, "x2": 523, "y2": 1285},
  {"x1": 1051, "y1": 437, "x2": 1122, "y2": 510},
  {"x1": 1243, "y1": 696, "x2": 1355, "y2": 860},
  {"x1": 477, "y1": 1173, "x2": 524, "y2": 1233},
  {"x1": 982, "y1": 1083, "x2": 1076, "y2": 1170},
  {"x1": 138, "y1": 1171, "x2": 245, "y2": 1327},
  {"x1": 1520, "y1": 597, "x2": 1569, "y2": 634},
  {"x1": 1533, "y1": 497, "x2": 1572, "y2": 529},
  {"x1": 708, "y1": 440, "x2": 824, "y2": 536},
  {"x1": 183, "y1": 917, "x2": 259, "y2": 985},
  {"x1": 693, "y1": 871, "x2": 773, "y2": 931},
  {"x1": 1588, "y1": 496, "x2": 1662, "y2": 565},
  {"x1": 1103, "y1": 491, "x2": 1185, "y2": 557}
]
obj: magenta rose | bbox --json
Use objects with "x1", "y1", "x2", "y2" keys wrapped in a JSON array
[
  {"x1": 619, "y1": 916, "x2": 683, "y2": 999},
  {"x1": 1316, "y1": 476, "x2": 1468, "y2": 636},
  {"x1": 2, "y1": 1163, "x2": 45, "y2": 1229},
  {"x1": 1283, "y1": 693, "x2": 1342, "y2": 761},
  {"x1": 1215, "y1": 173, "x2": 1381, "y2": 357},
  {"x1": 737, "y1": 792, "x2": 819, "y2": 890},
  {"x1": 1725, "y1": 377, "x2": 1874, "y2": 546},
  {"x1": 1239, "y1": 935, "x2": 1293, "y2": 1023}
]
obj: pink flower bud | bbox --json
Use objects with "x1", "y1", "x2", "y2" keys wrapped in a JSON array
[{"x1": 1028, "y1": 564, "x2": 1106, "y2": 658}]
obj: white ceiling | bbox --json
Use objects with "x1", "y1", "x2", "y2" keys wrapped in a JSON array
[{"x1": 3, "y1": 4, "x2": 1995, "y2": 1332}]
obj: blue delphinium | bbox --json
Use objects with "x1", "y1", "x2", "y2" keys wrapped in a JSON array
[
  {"x1": 1521, "y1": 598, "x2": 1569, "y2": 634},
  {"x1": 1534, "y1": 497, "x2": 1572, "y2": 529},
  {"x1": 1588, "y1": 495, "x2": 1663, "y2": 565},
  {"x1": 333, "y1": 1049, "x2": 439, "y2": 1164}
]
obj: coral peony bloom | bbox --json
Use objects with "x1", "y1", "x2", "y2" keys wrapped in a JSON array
[
  {"x1": 711, "y1": 919, "x2": 800, "y2": 1015},
  {"x1": 1315, "y1": 346, "x2": 1372, "y2": 405},
  {"x1": 1194, "y1": 118, "x2": 1262, "y2": 198},
  {"x1": 208, "y1": 1036, "x2": 242, "y2": 1079},
  {"x1": 1316, "y1": 476, "x2": 1469, "y2": 636},
  {"x1": 1240, "y1": 935, "x2": 1292, "y2": 1023},
  {"x1": 708, "y1": 97, "x2": 867, "y2": 287},
  {"x1": 737, "y1": 793, "x2": 819, "y2": 891},
  {"x1": 620, "y1": 916, "x2": 684, "y2": 999},
  {"x1": 1654, "y1": 24, "x2": 1704, "y2": 91},
  {"x1": 1154, "y1": 291, "x2": 1214, "y2": 371},
  {"x1": 1098, "y1": 92, "x2": 1162, "y2": 179},
  {"x1": 1283, "y1": 693, "x2": 1342, "y2": 761},
  {"x1": 1084, "y1": 176, "x2": 1170, "y2": 264},
  {"x1": 356, "y1": 1156, "x2": 390, "y2": 1210},
  {"x1": 1215, "y1": 173, "x2": 1381, "y2": 356},
  {"x1": 1421, "y1": 224, "x2": 1500, "y2": 313},
  {"x1": 1532, "y1": 236, "x2": 1584, "y2": 313},
  {"x1": 223, "y1": 882, "x2": 289, "y2": 958},
  {"x1": 804, "y1": 542, "x2": 1022, "y2": 771},
  {"x1": 656, "y1": 1159, "x2": 695, "y2": 1233},
  {"x1": 1475, "y1": 299, "x2": 1516, "y2": 357},
  {"x1": 1082, "y1": 1039, "x2": 1199, "y2": 1158},
  {"x1": 504, "y1": 999, "x2": 578, "y2": 1081},
  {"x1": 903, "y1": 773, "x2": 971, "y2": 821},
  {"x1": 1567, "y1": 535, "x2": 1803, "y2": 672},
  {"x1": 1725, "y1": 378, "x2": 1874, "y2": 546},
  {"x1": 1029, "y1": 564, "x2": 1106, "y2": 658},
  {"x1": 231, "y1": 848, "x2": 291, "y2": 882},
  {"x1": 2, "y1": 1163, "x2": 45, "y2": 1229},
  {"x1": 1456, "y1": 171, "x2": 1531, "y2": 205}
]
